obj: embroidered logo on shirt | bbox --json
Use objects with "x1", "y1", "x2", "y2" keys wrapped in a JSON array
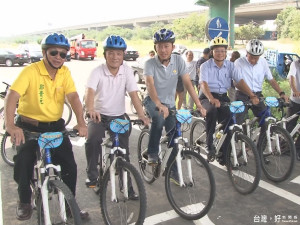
[{"x1": 173, "y1": 69, "x2": 177, "y2": 75}]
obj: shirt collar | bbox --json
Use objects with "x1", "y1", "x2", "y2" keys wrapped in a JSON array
[
  {"x1": 37, "y1": 60, "x2": 64, "y2": 78},
  {"x1": 103, "y1": 64, "x2": 124, "y2": 76}
]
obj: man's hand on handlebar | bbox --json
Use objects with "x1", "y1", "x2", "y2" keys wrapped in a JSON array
[
  {"x1": 250, "y1": 95, "x2": 260, "y2": 105},
  {"x1": 157, "y1": 104, "x2": 169, "y2": 119},
  {"x1": 87, "y1": 110, "x2": 101, "y2": 123}
]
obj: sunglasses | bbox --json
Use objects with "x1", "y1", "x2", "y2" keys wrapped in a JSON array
[{"x1": 49, "y1": 50, "x2": 67, "y2": 59}]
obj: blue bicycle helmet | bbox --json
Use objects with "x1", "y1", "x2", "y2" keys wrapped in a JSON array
[
  {"x1": 153, "y1": 28, "x2": 175, "y2": 44},
  {"x1": 41, "y1": 33, "x2": 70, "y2": 51},
  {"x1": 103, "y1": 35, "x2": 127, "y2": 50}
]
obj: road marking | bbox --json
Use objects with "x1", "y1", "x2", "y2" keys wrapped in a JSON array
[
  {"x1": 0, "y1": 172, "x2": 3, "y2": 225},
  {"x1": 143, "y1": 207, "x2": 214, "y2": 225},
  {"x1": 208, "y1": 155, "x2": 300, "y2": 205},
  {"x1": 291, "y1": 175, "x2": 300, "y2": 185}
]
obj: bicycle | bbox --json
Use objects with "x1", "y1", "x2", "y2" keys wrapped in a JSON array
[
  {"x1": 24, "y1": 129, "x2": 82, "y2": 224},
  {"x1": 243, "y1": 96, "x2": 296, "y2": 182},
  {"x1": 190, "y1": 101, "x2": 261, "y2": 195},
  {"x1": 130, "y1": 86, "x2": 146, "y2": 115},
  {"x1": 0, "y1": 81, "x2": 73, "y2": 166},
  {"x1": 94, "y1": 117, "x2": 147, "y2": 225},
  {"x1": 137, "y1": 109, "x2": 215, "y2": 220},
  {"x1": 277, "y1": 99, "x2": 300, "y2": 160}
]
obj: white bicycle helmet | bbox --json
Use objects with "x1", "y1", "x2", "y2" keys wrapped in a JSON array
[{"x1": 246, "y1": 39, "x2": 264, "y2": 56}]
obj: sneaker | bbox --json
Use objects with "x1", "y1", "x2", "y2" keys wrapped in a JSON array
[
  {"x1": 85, "y1": 178, "x2": 97, "y2": 188},
  {"x1": 148, "y1": 154, "x2": 158, "y2": 165},
  {"x1": 169, "y1": 172, "x2": 180, "y2": 186}
]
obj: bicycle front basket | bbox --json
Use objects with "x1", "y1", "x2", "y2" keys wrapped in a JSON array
[
  {"x1": 110, "y1": 119, "x2": 130, "y2": 134},
  {"x1": 230, "y1": 101, "x2": 245, "y2": 113},
  {"x1": 265, "y1": 96, "x2": 279, "y2": 107},
  {"x1": 38, "y1": 132, "x2": 63, "y2": 149},
  {"x1": 176, "y1": 109, "x2": 192, "y2": 124}
]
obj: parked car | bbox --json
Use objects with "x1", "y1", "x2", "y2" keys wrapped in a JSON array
[
  {"x1": 124, "y1": 47, "x2": 139, "y2": 61},
  {"x1": 66, "y1": 51, "x2": 71, "y2": 61},
  {"x1": 18, "y1": 44, "x2": 43, "y2": 63},
  {"x1": 0, "y1": 49, "x2": 30, "y2": 67},
  {"x1": 130, "y1": 57, "x2": 147, "y2": 83}
]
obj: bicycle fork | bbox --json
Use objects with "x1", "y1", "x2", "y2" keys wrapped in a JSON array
[
  {"x1": 109, "y1": 147, "x2": 127, "y2": 202},
  {"x1": 174, "y1": 137, "x2": 193, "y2": 187},
  {"x1": 230, "y1": 125, "x2": 247, "y2": 167},
  {"x1": 265, "y1": 119, "x2": 281, "y2": 155}
]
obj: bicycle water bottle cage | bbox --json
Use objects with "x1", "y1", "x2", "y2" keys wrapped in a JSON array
[
  {"x1": 265, "y1": 97, "x2": 279, "y2": 107},
  {"x1": 38, "y1": 132, "x2": 63, "y2": 149},
  {"x1": 230, "y1": 101, "x2": 245, "y2": 114},
  {"x1": 110, "y1": 119, "x2": 129, "y2": 134},
  {"x1": 176, "y1": 109, "x2": 192, "y2": 124}
]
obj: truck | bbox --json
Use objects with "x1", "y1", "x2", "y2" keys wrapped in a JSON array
[
  {"x1": 69, "y1": 33, "x2": 98, "y2": 60},
  {"x1": 265, "y1": 49, "x2": 300, "y2": 78}
]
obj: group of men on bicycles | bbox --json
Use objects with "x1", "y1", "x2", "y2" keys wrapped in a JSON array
[{"x1": 4, "y1": 27, "x2": 299, "y2": 222}]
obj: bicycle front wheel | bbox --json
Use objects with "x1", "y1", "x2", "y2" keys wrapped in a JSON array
[
  {"x1": 226, "y1": 132, "x2": 261, "y2": 194},
  {"x1": 1, "y1": 133, "x2": 16, "y2": 166},
  {"x1": 37, "y1": 179, "x2": 81, "y2": 225},
  {"x1": 190, "y1": 119, "x2": 207, "y2": 154},
  {"x1": 259, "y1": 125, "x2": 296, "y2": 182},
  {"x1": 165, "y1": 150, "x2": 215, "y2": 220},
  {"x1": 100, "y1": 159, "x2": 147, "y2": 225},
  {"x1": 63, "y1": 101, "x2": 73, "y2": 127}
]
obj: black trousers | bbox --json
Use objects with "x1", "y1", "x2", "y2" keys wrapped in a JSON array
[
  {"x1": 286, "y1": 100, "x2": 300, "y2": 152},
  {"x1": 14, "y1": 117, "x2": 77, "y2": 204},
  {"x1": 200, "y1": 93, "x2": 231, "y2": 156}
]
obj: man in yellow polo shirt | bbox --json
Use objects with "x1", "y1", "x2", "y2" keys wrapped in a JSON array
[{"x1": 4, "y1": 33, "x2": 89, "y2": 221}]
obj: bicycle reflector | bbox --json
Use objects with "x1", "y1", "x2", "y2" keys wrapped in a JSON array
[
  {"x1": 265, "y1": 96, "x2": 279, "y2": 107},
  {"x1": 176, "y1": 109, "x2": 192, "y2": 124},
  {"x1": 230, "y1": 101, "x2": 245, "y2": 113},
  {"x1": 110, "y1": 119, "x2": 130, "y2": 134},
  {"x1": 38, "y1": 132, "x2": 63, "y2": 149}
]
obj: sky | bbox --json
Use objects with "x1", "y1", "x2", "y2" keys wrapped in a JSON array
[{"x1": 0, "y1": 0, "x2": 272, "y2": 37}]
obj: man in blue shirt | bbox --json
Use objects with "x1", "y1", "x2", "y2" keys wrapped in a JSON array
[{"x1": 199, "y1": 37, "x2": 258, "y2": 164}]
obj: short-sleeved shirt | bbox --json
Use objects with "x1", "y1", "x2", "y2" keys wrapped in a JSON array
[
  {"x1": 10, "y1": 60, "x2": 76, "y2": 122},
  {"x1": 144, "y1": 54, "x2": 187, "y2": 108},
  {"x1": 186, "y1": 60, "x2": 197, "y2": 81},
  {"x1": 287, "y1": 60, "x2": 300, "y2": 104},
  {"x1": 233, "y1": 56, "x2": 273, "y2": 92},
  {"x1": 199, "y1": 58, "x2": 235, "y2": 94},
  {"x1": 86, "y1": 63, "x2": 138, "y2": 116}
]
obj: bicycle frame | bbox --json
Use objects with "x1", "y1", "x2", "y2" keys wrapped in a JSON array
[
  {"x1": 245, "y1": 97, "x2": 280, "y2": 155},
  {"x1": 278, "y1": 110, "x2": 300, "y2": 137}
]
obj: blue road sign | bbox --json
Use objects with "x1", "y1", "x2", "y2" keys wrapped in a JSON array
[{"x1": 206, "y1": 17, "x2": 229, "y2": 40}]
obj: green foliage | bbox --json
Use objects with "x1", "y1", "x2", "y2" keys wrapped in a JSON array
[
  {"x1": 275, "y1": 7, "x2": 300, "y2": 40},
  {"x1": 172, "y1": 12, "x2": 208, "y2": 41},
  {"x1": 234, "y1": 21, "x2": 264, "y2": 42}
]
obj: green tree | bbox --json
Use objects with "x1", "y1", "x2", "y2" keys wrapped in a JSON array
[
  {"x1": 172, "y1": 12, "x2": 208, "y2": 41},
  {"x1": 235, "y1": 21, "x2": 264, "y2": 42},
  {"x1": 275, "y1": 7, "x2": 298, "y2": 39}
]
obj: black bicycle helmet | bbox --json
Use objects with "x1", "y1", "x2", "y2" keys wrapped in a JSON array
[
  {"x1": 153, "y1": 28, "x2": 175, "y2": 44},
  {"x1": 41, "y1": 33, "x2": 70, "y2": 51}
]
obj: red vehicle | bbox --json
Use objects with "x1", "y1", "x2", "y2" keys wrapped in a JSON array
[{"x1": 69, "y1": 33, "x2": 98, "y2": 60}]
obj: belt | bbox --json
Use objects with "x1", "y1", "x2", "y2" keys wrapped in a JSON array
[
  {"x1": 211, "y1": 92, "x2": 228, "y2": 97},
  {"x1": 253, "y1": 91, "x2": 262, "y2": 95},
  {"x1": 20, "y1": 115, "x2": 57, "y2": 127}
]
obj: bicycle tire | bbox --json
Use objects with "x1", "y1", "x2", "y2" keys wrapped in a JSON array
[
  {"x1": 137, "y1": 130, "x2": 156, "y2": 184},
  {"x1": 164, "y1": 150, "x2": 215, "y2": 220},
  {"x1": 100, "y1": 159, "x2": 147, "y2": 225},
  {"x1": 258, "y1": 125, "x2": 296, "y2": 182},
  {"x1": 0, "y1": 107, "x2": 5, "y2": 135},
  {"x1": 1, "y1": 133, "x2": 16, "y2": 166},
  {"x1": 63, "y1": 101, "x2": 73, "y2": 127},
  {"x1": 37, "y1": 179, "x2": 82, "y2": 225},
  {"x1": 190, "y1": 119, "x2": 207, "y2": 155},
  {"x1": 226, "y1": 132, "x2": 261, "y2": 194}
]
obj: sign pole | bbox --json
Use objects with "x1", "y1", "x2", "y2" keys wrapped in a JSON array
[{"x1": 228, "y1": 0, "x2": 231, "y2": 49}]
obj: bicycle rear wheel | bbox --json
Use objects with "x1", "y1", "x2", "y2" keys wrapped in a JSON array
[
  {"x1": 37, "y1": 179, "x2": 81, "y2": 225},
  {"x1": 259, "y1": 125, "x2": 296, "y2": 182},
  {"x1": 1, "y1": 133, "x2": 16, "y2": 166},
  {"x1": 137, "y1": 130, "x2": 156, "y2": 184},
  {"x1": 100, "y1": 159, "x2": 147, "y2": 225},
  {"x1": 226, "y1": 132, "x2": 261, "y2": 194},
  {"x1": 63, "y1": 101, "x2": 72, "y2": 127},
  {"x1": 190, "y1": 119, "x2": 207, "y2": 154},
  {"x1": 165, "y1": 150, "x2": 215, "y2": 220}
]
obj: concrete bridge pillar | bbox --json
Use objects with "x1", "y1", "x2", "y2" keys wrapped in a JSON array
[{"x1": 196, "y1": 0, "x2": 249, "y2": 48}]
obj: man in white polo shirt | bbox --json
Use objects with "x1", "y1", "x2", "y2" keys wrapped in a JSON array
[
  {"x1": 84, "y1": 35, "x2": 149, "y2": 197},
  {"x1": 286, "y1": 59, "x2": 300, "y2": 160}
]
